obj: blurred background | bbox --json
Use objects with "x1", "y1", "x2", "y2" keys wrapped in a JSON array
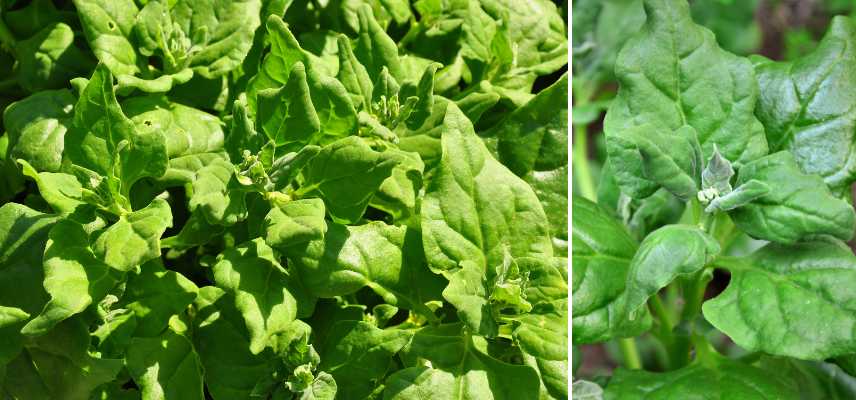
[{"x1": 572, "y1": 0, "x2": 856, "y2": 384}]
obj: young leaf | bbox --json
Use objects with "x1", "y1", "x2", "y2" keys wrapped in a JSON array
[{"x1": 728, "y1": 152, "x2": 856, "y2": 244}]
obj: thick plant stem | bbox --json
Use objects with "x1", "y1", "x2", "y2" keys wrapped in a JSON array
[
  {"x1": 573, "y1": 123, "x2": 597, "y2": 201},
  {"x1": 618, "y1": 338, "x2": 643, "y2": 370}
]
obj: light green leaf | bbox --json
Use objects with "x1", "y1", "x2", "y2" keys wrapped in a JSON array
[
  {"x1": 572, "y1": 196, "x2": 651, "y2": 344},
  {"x1": 296, "y1": 136, "x2": 398, "y2": 224},
  {"x1": 728, "y1": 152, "x2": 856, "y2": 244},
  {"x1": 122, "y1": 95, "x2": 226, "y2": 184},
  {"x1": 318, "y1": 321, "x2": 411, "y2": 400},
  {"x1": 93, "y1": 198, "x2": 173, "y2": 272},
  {"x1": 18, "y1": 160, "x2": 85, "y2": 215},
  {"x1": 3, "y1": 89, "x2": 75, "y2": 172},
  {"x1": 525, "y1": 165, "x2": 568, "y2": 256},
  {"x1": 212, "y1": 238, "x2": 301, "y2": 354},
  {"x1": 0, "y1": 306, "x2": 29, "y2": 366},
  {"x1": 337, "y1": 35, "x2": 374, "y2": 111},
  {"x1": 264, "y1": 198, "x2": 327, "y2": 249},
  {"x1": 704, "y1": 179, "x2": 769, "y2": 213},
  {"x1": 257, "y1": 62, "x2": 322, "y2": 149},
  {"x1": 704, "y1": 240, "x2": 856, "y2": 360},
  {"x1": 21, "y1": 220, "x2": 122, "y2": 336},
  {"x1": 508, "y1": 257, "x2": 568, "y2": 361},
  {"x1": 126, "y1": 327, "x2": 205, "y2": 400},
  {"x1": 188, "y1": 156, "x2": 248, "y2": 225},
  {"x1": 193, "y1": 286, "x2": 276, "y2": 400},
  {"x1": 122, "y1": 260, "x2": 198, "y2": 337},
  {"x1": 283, "y1": 221, "x2": 444, "y2": 315},
  {"x1": 369, "y1": 148, "x2": 424, "y2": 221},
  {"x1": 353, "y1": 4, "x2": 403, "y2": 81},
  {"x1": 386, "y1": 324, "x2": 541, "y2": 400},
  {"x1": 73, "y1": 0, "x2": 140, "y2": 76},
  {"x1": 64, "y1": 64, "x2": 168, "y2": 202}
]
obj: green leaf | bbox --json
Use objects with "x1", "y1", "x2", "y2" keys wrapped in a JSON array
[
  {"x1": 728, "y1": 151, "x2": 856, "y2": 244},
  {"x1": 526, "y1": 355, "x2": 568, "y2": 400},
  {"x1": 212, "y1": 238, "x2": 301, "y2": 354},
  {"x1": 703, "y1": 240, "x2": 856, "y2": 360},
  {"x1": 420, "y1": 104, "x2": 553, "y2": 335},
  {"x1": 3, "y1": 89, "x2": 75, "y2": 172},
  {"x1": 73, "y1": 0, "x2": 140, "y2": 76},
  {"x1": 486, "y1": 73, "x2": 568, "y2": 176},
  {"x1": 525, "y1": 165, "x2": 569, "y2": 256},
  {"x1": 21, "y1": 220, "x2": 122, "y2": 336},
  {"x1": 704, "y1": 179, "x2": 769, "y2": 213},
  {"x1": 386, "y1": 324, "x2": 541, "y2": 399},
  {"x1": 122, "y1": 260, "x2": 198, "y2": 337},
  {"x1": 92, "y1": 198, "x2": 173, "y2": 272},
  {"x1": 572, "y1": 196, "x2": 651, "y2": 344},
  {"x1": 265, "y1": 198, "x2": 327, "y2": 249},
  {"x1": 604, "y1": 0, "x2": 767, "y2": 193},
  {"x1": 122, "y1": 95, "x2": 226, "y2": 184},
  {"x1": 269, "y1": 145, "x2": 323, "y2": 191},
  {"x1": 283, "y1": 221, "x2": 444, "y2": 315},
  {"x1": 337, "y1": 35, "x2": 374, "y2": 111},
  {"x1": 171, "y1": 0, "x2": 263, "y2": 78},
  {"x1": 188, "y1": 156, "x2": 248, "y2": 226},
  {"x1": 5, "y1": 318, "x2": 123, "y2": 400},
  {"x1": 193, "y1": 286, "x2": 276, "y2": 400},
  {"x1": 257, "y1": 62, "x2": 322, "y2": 149},
  {"x1": 14, "y1": 22, "x2": 93, "y2": 93},
  {"x1": 620, "y1": 225, "x2": 719, "y2": 320},
  {"x1": 126, "y1": 327, "x2": 205, "y2": 400},
  {"x1": 369, "y1": 148, "x2": 424, "y2": 221},
  {"x1": 507, "y1": 257, "x2": 568, "y2": 361},
  {"x1": 754, "y1": 16, "x2": 856, "y2": 192},
  {"x1": 18, "y1": 160, "x2": 86, "y2": 215},
  {"x1": 296, "y1": 136, "x2": 399, "y2": 224},
  {"x1": 0, "y1": 306, "x2": 29, "y2": 366},
  {"x1": 64, "y1": 64, "x2": 168, "y2": 203},
  {"x1": 317, "y1": 321, "x2": 411, "y2": 400},
  {"x1": 353, "y1": 5, "x2": 403, "y2": 81},
  {"x1": 603, "y1": 357, "x2": 796, "y2": 399},
  {"x1": 0, "y1": 203, "x2": 55, "y2": 322},
  {"x1": 606, "y1": 124, "x2": 703, "y2": 200}
]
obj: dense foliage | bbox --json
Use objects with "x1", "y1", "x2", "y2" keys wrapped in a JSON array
[
  {"x1": 0, "y1": 0, "x2": 569, "y2": 399},
  {"x1": 573, "y1": 0, "x2": 856, "y2": 398}
]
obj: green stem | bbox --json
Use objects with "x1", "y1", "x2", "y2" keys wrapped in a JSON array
[
  {"x1": 573, "y1": 123, "x2": 597, "y2": 201},
  {"x1": 618, "y1": 338, "x2": 642, "y2": 370}
]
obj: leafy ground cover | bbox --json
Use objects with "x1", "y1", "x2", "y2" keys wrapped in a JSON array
[
  {"x1": 0, "y1": 0, "x2": 568, "y2": 399},
  {"x1": 573, "y1": 0, "x2": 856, "y2": 398}
]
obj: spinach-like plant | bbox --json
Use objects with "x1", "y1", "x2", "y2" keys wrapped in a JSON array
[
  {"x1": 0, "y1": 0, "x2": 568, "y2": 399},
  {"x1": 573, "y1": 0, "x2": 856, "y2": 398}
]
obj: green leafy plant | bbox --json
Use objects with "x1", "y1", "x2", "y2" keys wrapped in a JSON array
[
  {"x1": 573, "y1": 0, "x2": 856, "y2": 398},
  {"x1": 0, "y1": 0, "x2": 567, "y2": 399}
]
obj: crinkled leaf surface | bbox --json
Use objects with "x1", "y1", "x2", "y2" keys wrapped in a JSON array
[
  {"x1": 604, "y1": 0, "x2": 767, "y2": 199},
  {"x1": 754, "y1": 16, "x2": 856, "y2": 193}
]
